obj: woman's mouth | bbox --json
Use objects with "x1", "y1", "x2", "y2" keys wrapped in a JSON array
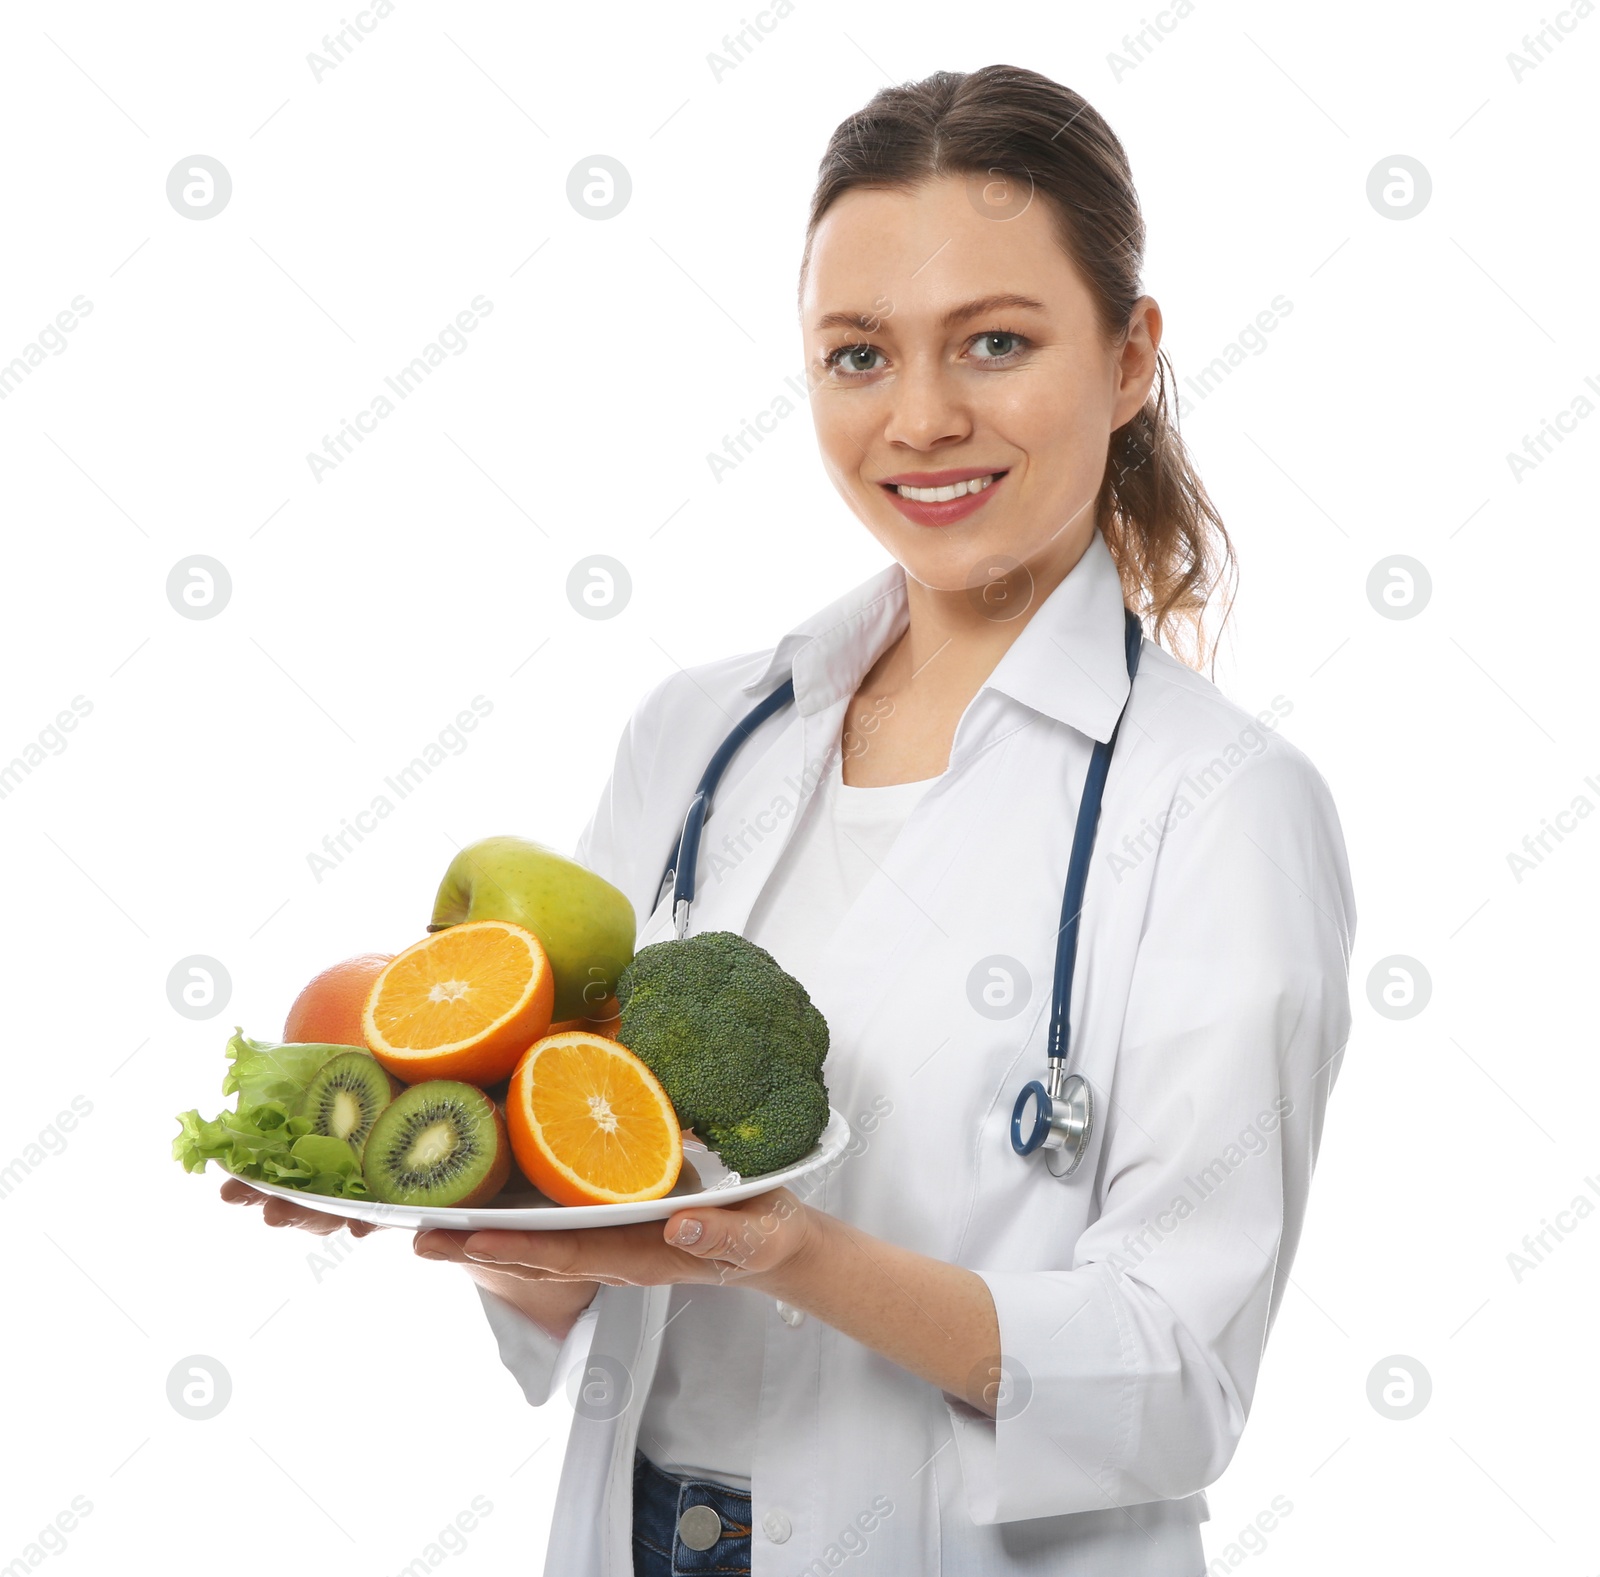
[{"x1": 879, "y1": 467, "x2": 1009, "y2": 525}]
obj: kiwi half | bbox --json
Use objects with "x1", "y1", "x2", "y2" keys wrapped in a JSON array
[
  {"x1": 362, "y1": 1081, "x2": 509, "y2": 1207},
  {"x1": 296, "y1": 1051, "x2": 399, "y2": 1159}
]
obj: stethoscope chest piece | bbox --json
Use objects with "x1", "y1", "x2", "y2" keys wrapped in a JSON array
[{"x1": 1010, "y1": 1067, "x2": 1093, "y2": 1177}]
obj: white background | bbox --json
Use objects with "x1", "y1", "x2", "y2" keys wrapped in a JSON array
[{"x1": 1, "y1": 0, "x2": 1595, "y2": 1573}]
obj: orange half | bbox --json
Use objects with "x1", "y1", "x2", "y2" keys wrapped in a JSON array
[
  {"x1": 362, "y1": 920, "x2": 554, "y2": 1086},
  {"x1": 506, "y1": 1031, "x2": 683, "y2": 1205}
]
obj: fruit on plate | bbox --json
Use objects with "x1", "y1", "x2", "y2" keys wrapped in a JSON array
[
  {"x1": 294, "y1": 1050, "x2": 399, "y2": 1159},
  {"x1": 550, "y1": 994, "x2": 622, "y2": 1037},
  {"x1": 362, "y1": 920, "x2": 555, "y2": 1085},
  {"x1": 283, "y1": 953, "x2": 394, "y2": 1046},
  {"x1": 362, "y1": 1080, "x2": 510, "y2": 1207},
  {"x1": 429, "y1": 836, "x2": 636, "y2": 1021},
  {"x1": 505, "y1": 1031, "x2": 683, "y2": 1206},
  {"x1": 616, "y1": 930, "x2": 830, "y2": 1177}
]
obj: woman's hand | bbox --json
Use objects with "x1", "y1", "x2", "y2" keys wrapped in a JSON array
[
  {"x1": 219, "y1": 1177, "x2": 386, "y2": 1236},
  {"x1": 217, "y1": 1178, "x2": 822, "y2": 1346},
  {"x1": 415, "y1": 1186, "x2": 821, "y2": 1294},
  {"x1": 216, "y1": 1177, "x2": 600, "y2": 1342}
]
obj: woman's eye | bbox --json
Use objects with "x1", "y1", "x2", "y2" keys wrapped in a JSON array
[
  {"x1": 969, "y1": 331, "x2": 1026, "y2": 362},
  {"x1": 827, "y1": 343, "x2": 885, "y2": 376}
]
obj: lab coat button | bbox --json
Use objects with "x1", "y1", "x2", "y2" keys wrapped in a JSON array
[
  {"x1": 762, "y1": 1508, "x2": 793, "y2": 1543},
  {"x1": 677, "y1": 1505, "x2": 722, "y2": 1550},
  {"x1": 775, "y1": 1299, "x2": 806, "y2": 1327}
]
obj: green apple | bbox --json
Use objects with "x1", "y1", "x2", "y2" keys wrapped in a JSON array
[{"x1": 429, "y1": 836, "x2": 636, "y2": 1021}]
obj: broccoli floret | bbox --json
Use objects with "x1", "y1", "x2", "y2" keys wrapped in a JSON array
[
  {"x1": 703, "y1": 1077, "x2": 831, "y2": 1178},
  {"x1": 616, "y1": 931, "x2": 830, "y2": 1175}
]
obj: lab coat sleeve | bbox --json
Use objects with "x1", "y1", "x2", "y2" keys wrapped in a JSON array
[
  {"x1": 945, "y1": 741, "x2": 1355, "y2": 1523},
  {"x1": 476, "y1": 1284, "x2": 602, "y2": 1406}
]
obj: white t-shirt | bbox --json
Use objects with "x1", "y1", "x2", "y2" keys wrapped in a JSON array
[{"x1": 636, "y1": 753, "x2": 941, "y2": 1489}]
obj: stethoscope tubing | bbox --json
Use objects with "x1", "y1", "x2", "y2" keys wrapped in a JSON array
[{"x1": 658, "y1": 606, "x2": 1143, "y2": 1171}]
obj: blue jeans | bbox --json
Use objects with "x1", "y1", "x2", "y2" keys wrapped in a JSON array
[{"x1": 632, "y1": 1449, "x2": 753, "y2": 1576}]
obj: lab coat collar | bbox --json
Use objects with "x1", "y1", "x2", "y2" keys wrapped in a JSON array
[{"x1": 741, "y1": 527, "x2": 1131, "y2": 744}]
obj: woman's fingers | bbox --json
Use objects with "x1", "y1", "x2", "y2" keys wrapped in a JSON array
[
  {"x1": 445, "y1": 1189, "x2": 813, "y2": 1286},
  {"x1": 219, "y1": 1176, "x2": 383, "y2": 1236},
  {"x1": 414, "y1": 1229, "x2": 475, "y2": 1262},
  {"x1": 413, "y1": 1229, "x2": 573, "y2": 1277},
  {"x1": 261, "y1": 1195, "x2": 346, "y2": 1234}
]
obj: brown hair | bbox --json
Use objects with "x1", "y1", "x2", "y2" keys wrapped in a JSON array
[{"x1": 800, "y1": 64, "x2": 1236, "y2": 672}]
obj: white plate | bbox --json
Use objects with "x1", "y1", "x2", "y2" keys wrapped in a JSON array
[{"x1": 214, "y1": 1107, "x2": 852, "y2": 1231}]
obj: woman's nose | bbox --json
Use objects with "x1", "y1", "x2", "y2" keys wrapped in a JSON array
[{"x1": 880, "y1": 360, "x2": 974, "y2": 455}]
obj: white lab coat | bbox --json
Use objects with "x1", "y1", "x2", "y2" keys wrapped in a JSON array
[{"x1": 476, "y1": 527, "x2": 1356, "y2": 1576}]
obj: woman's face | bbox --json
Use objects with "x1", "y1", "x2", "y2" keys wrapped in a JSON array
[{"x1": 800, "y1": 174, "x2": 1160, "y2": 599}]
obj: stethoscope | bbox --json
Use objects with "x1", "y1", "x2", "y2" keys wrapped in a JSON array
[{"x1": 657, "y1": 605, "x2": 1143, "y2": 1179}]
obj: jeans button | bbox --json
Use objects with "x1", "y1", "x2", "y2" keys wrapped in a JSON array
[
  {"x1": 677, "y1": 1504, "x2": 722, "y2": 1551},
  {"x1": 775, "y1": 1299, "x2": 806, "y2": 1327},
  {"x1": 762, "y1": 1507, "x2": 793, "y2": 1543}
]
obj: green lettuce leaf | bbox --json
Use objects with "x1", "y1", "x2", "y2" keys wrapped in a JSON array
[
  {"x1": 220, "y1": 1027, "x2": 368, "y2": 1106},
  {"x1": 174, "y1": 1032, "x2": 375, "y2": 1198}
]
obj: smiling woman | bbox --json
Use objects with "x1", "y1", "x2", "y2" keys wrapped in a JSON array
[
  {"x1": 797, "y1": 90, "x2": 1235, "y2": 675},
  {"x1": 224, "y1": 62, "x2": 1354, "y2": 1577}
]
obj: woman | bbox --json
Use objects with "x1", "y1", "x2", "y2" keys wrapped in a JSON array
[{"x1": 226, "y1": 64, "x2": 1355, "y2": 1577}]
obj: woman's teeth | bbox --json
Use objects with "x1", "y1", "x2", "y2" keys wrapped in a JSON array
[{"x1": 893, "y1": 473, "x2": 1000, "y2": 503}]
